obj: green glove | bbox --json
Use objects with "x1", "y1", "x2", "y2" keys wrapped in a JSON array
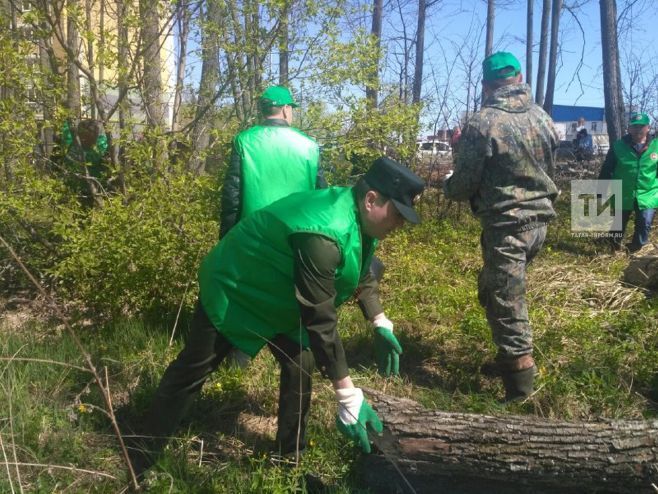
[
  {"x1": 335, "y1": 387, "x2": 383, "y2": 453},
  {"x1": 373, "y1": 315, "x2": 402, "y2": 376}
]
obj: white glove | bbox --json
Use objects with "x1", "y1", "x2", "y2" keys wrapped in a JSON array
[
  {"x1": 336, "y1": 387, "x2": 363, "y2": 425},
  {"x1": 444, "y1": 169, "x2": 454, "y2": 180},
  {"x1": 371, "y1": 314, "x2": 393, "y2": 331}
]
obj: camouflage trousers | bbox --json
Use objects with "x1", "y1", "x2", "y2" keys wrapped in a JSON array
[{"x1": 478, "y1": 225, "x2": 547, "y2": 359}]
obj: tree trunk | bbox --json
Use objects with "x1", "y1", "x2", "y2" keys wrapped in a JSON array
[
  {"x1": 278, "y1": 1, "x2": 289, "y2": 86},
  {"x1": 365, "y1": 0, "x2": 383, "y2": 108},
  {"x1": 484, "y1": 0, "x2": 494, "y2": 57},
  {"x1": 525, "y1": 0, "x2": 533, "y2": 87},
  {"x1": 361, "y1": 389, "x2": 658, "y2": 494},
  {"x1": 139, "y1": 0, "x2": 165, "y2": 128},
  {"x1": 411, "y1": 0, "x2": 425, "y2": 105},
  {"x1": 244, "y1": 0, "x2": 261, "y2": 117},
  {"x1": 190, "y1": 0, "x2": 221, "y2": 174},
  {"x1": 543, "y1": 0, "x2": 562, "y2": 115},
  {"x1": 66, "y1": 0, "x2": 81, "y2": 117},
  {"x1": 84, "y1": 0, "x2": 96, "y2": 119},
  {"x1": 600, "y1": 0, "x2": 624, "y2": 143},
  {"x1": 535, "y1": 0, "x2": 550, "y2": 105},
  {"x1": 225, "y1": 0, "x2": 248, "y2": 123},
  {"x1": 116, "y1": 0, "x2": 129, "y2": 193},
  {"x1": 172, "y1": 0, "x2": 189, "y2": 131}
]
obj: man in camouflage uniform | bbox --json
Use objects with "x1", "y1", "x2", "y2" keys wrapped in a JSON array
[{"x1": 443, "y1": 52, "x2": 558, "y2": 402}]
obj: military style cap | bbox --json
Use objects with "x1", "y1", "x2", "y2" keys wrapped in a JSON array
[
  {"x1": 482, "y1": 52, "x2": 521, "y2": 82},
  {"x1": 363, "y1": 157, "x2": 426, "y2": 224},
  {"x1": 259, "y1": 85, "x2": 299, "y2": 108},
  {"x1": 629, "y1": 112, "x2": 650, "y2": 126}
]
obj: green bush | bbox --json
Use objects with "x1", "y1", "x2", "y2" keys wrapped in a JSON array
[{"x1": 51, "y1": 170, "x2": 219, "y2": 318}]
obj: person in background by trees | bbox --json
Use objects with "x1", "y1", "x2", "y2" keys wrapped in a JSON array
[
  {"x1": 55, "y1": 119, "x2": 109, "y2": 206},
  {"x1": 443, "y1": 52, "x2": 558, "y2": 402},
  {"x1": 598, "y1": 112, "x2": 658, "y2": 252},
  {"x1": 574, "y1": 128, "x2": 594, "y2": 163},
  {"x1": 575, "y1": 116, "x2": 586, "y2": 134},
  {"x1": 130, "y1": 157, "x2": 425, "y2": 477},
  {"x1": 219, "y1": 85, "x2": 325, "y2": 238}
]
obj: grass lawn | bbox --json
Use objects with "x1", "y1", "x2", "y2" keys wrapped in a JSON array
[{"x1": 1, "y1": 190, "x2": 657, "y2": 492}]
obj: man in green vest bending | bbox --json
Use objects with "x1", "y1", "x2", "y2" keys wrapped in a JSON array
[
  {"x1": 135, "y1": 157, "x2": 424, "y2": 475},
  {"x1": 598, "y1": 112, "x2": 658, "y2": 252},
  {"x1": 220, "y1": 85, "x2": 325, "y2": 238}
]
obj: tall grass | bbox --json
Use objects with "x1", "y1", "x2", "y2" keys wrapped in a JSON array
[{"x1": 1, "y1": 192, "x2": 656, "y2": 492}]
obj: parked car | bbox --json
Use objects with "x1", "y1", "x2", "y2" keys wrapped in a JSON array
[
  {"x1": 417, "y1": 140, "x2": 451, "y2": 159},
  {"x1": 592, "y1": 134, "x2": 610, "y2": 156}
]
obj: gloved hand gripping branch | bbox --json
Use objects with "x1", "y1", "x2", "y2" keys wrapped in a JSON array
[
  {"x1": 372, "y1": 314, "x2": 402, "y2": 376},
  {"x1": 335, "y1": 387, "x2": 383, "y2": 453}
]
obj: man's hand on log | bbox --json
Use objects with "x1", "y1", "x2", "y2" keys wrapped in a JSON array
[{"x1": 335, "y1": 387, "x2": 383, "y2": 453}]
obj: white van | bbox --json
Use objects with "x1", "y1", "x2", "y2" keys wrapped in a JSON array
[{"x1": 417, "y1": 140, "x2": 451, "y2": 158}]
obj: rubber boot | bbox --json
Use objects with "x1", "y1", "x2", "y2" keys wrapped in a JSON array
[
  {"x1": 501, "y1": 366, "x2": 536, "y2": 402},
  {"x1": 498, "y1": 354, "x2": 536, "y2": 403}
]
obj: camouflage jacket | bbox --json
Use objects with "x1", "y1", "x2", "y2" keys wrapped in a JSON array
[{"x1": 443, "y1": 83, "x2": 558, "y2": 230}]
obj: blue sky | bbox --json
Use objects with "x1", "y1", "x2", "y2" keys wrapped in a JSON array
[{"x1": 424, "y1": 0, "x2": 656, "y2": 109}]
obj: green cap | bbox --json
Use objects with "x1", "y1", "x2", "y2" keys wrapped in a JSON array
[
  {"x1": 629, "y1": 112, "x2": 650, "y2": 126},
  {"x1": 259, "y1": 85, "x2": 299, "y2": 108},
  {"x1": 482, "y1": 52, "x2": 521, "y2": 82}
]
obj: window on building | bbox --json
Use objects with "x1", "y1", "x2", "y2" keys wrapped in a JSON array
[
  {"x1": 571, "y1": 123, "x2": 577, "y2": 131},
  {"x1": 591, "y1": 122, "x2": 598, "y2": 131}
]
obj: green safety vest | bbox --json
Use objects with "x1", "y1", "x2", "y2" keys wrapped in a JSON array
[
  {"x1": 612, "y1": 139, "x2": 658, "y2": 210},
  {"x1": 198, "y1": 187, "x2": 376, "y2": 356},
  {"x1": 235, "y1": 124, "x2": 319, "y2": 219}
]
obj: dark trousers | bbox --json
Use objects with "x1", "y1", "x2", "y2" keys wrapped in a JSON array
[
  {"x1": 478, "y1": 226, "x2": 547, "y2": 359},
  {"x1": 143, "y1": 302, "x2": 314, "y2": 461},
  {"x1": 611, "y1": 201, "x2": 655, "y2": 252}
]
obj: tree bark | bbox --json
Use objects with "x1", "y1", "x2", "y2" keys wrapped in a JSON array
[
  {"x1": 535, "y1": 0, "x2": 550, "y2": 105},
  {"x1": 484, "y1": 0, "x2": 494, "y2": 57},
  {"x1": 139, "y1": 0, "x2": 165, "y2": 128},
  {"x1": 543, "y1": 0, "x2": 562, "y2": 115},
  {"x1": 190, "y1": 0, "x2": 222, "y2": 174},
  {"x1": 66, "y1": 0, "x2": 81, "y2": 117},
  {"x1": 278, "y1": 1, "x2": 289, "y2": 86},
  {"x1": 84, "y1": 0, "x2": 96, "y2": 119},
  {"x1": 365, "y1": 0, "x2": 383, "y2": 108},
  {"x1": 361, "y1": 389, "x2": 658, "y2": 494},
  {"x1": 172, "y1": 0, "x2": 189, "y2": 131},
  {"x1": 600, "y1": 0, "x2": 624, "y2": 143},
  {"x1": 116, "y1": 0, "x2": 129, "y2": 193},
  {"x1": 411, "y1": 0, "x2": 426, "y2": 105},
  {"x1": 525, "y1": 0, "x2": 533, "y2": 88}
]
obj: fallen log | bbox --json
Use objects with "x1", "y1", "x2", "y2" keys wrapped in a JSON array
[{"x1": 360, "y1": 388, "x2": 658, "y2": 494}]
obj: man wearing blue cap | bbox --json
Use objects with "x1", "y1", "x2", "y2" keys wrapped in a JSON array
[
  {"x1": 131, "y1": 158, "x2": 425, "y2": 476},
  {"x1": 220, "y1": 85, "x2": 326, "y2": 238},
  {"x1": 444, "y1": 52, "x2": 559, "y2": 402},
  {"x1": 598, "y1": 112, "x2": 658, "y2": 252}
]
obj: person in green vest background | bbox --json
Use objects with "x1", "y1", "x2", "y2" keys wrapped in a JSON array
[
  {"x1": 60, "y1": 118, "x2": 109, "y2": 176},
  {"x1": 130, "y1": 157, "x2": 424, "y2": 479},
  {"x1": 219, "y1": 84, "x2": 326, "y2": 238},
  {"x1": 220, "y1": 85, "x2": 326, "y2": 367},
  {"x1": 599, "y1": 112, "x2": 658, "y2": 252},
  {"x1": 57, "y1": 119, "x2": 109, "y2": 206}
]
